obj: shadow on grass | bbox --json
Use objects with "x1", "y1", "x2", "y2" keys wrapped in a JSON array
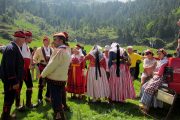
[
  {"x1": 14, "y1": 101, "x2": 73, "y2": 120},
  {"x1": 67, "y1": 97, "x2": 87, "y2": 105},
  {"x1": 67, "y1": 96, "x2": 153, "y2": 119},
  {"x1": 70, "y1": 97, "x2": 179, "y2": 120},
  {"x1": 148, "y1": 98, "x2": 180, "y2": 120},
  {"x1": 14, "y1": 102, "x2": 51, "y2": 119},
  {"x1": 88, "y1": 101, "x2": 152, "y2": 118}
]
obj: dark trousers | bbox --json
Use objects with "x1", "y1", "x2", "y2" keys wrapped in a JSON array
[
  {"x1": 20, "y1": 69, "x2": 33, "y2": 89},
  {"x1": 130, "y1": 67, "x2": 136, "y2": 78},
  {"x1": 135, "y1": 62, "x2": 140, "y2": 79},
  {"x1": 46, "y1": 83, "x2": 50, "y2": 98},
  {"x1": 38, "y1": 77, "x2": 50, "y2": 100},
  {"x1": 62, "y1": 85, "x2": 67, "y2": 107},
  {"x1": 38, "y1": 67, "x2": 50, "y2": 100},
  {"x1": 48, "y1": 80, "x2": 66, "y2": 112},
  {"x1": 2, "y1": 88, "x2": 16, "y2": 118},
  {"x1": 16, "y1": 69, "x2": 33, "y2": 107}
]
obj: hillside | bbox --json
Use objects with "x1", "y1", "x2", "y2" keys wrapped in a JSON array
[{"x1": 0, "y1": 0, "x2": 180, "y2": 49}]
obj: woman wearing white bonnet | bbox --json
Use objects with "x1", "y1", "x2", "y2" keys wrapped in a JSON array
[
  {"x1": 84, "y1": 45, "x2": 110, "y2": 102},
  {"x1": 108, "y1": 42, "x2": 136, "y2": 103}
]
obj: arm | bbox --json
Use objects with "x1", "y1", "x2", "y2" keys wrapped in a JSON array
[
  {"x1": 137, "y1": 53, "x2": 142, "y2": 61},
  {"x1": 4, "y1": 48, "x2": 19, "y2": 87},
  {"x1": 41, "y1": 50, "x2": 62, "y2": 78},
  {"x1": 84, "y1": 54, "x2": 91, "y2": 61},
  {"x1": 154, "y1": 63, "x2": 167, "y2": 76}
]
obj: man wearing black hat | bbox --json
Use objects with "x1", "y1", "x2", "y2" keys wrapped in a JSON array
[
  {"x1": 41, "y1": 32, "x2": 71, "y2": 120},
  {"x1": 1, "y1": 31, "x2": 25, "y2": 119}
]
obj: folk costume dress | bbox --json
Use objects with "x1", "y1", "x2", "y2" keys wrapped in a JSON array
[
  {"x1": 33, "y1": 45, "x2": 53, "y2": 101},
  {"x1": 108, "y1": 44, "x2": 136, "y2": 102},
  {"x1": 140, "y1": 57, "x2": 168, "y2": 107},
  {"x1": 66, "y1": 53, "x2": 86, "y2": 94},
  {"x1": 85, "y1": 47, "x2": 110, "y2": 99}
]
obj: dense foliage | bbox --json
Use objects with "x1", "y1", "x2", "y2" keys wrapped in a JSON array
[{"x1": 0, "y1": 0, "x2": 180, "y2": 49}]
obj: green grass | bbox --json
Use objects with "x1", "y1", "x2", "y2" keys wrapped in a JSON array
[{"x1": 0, "y1": 40, "x2": 180, "y2": 120}]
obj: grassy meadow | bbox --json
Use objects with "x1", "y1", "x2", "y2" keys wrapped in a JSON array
[{"x1": 0, "y1": 40, "x2": 180, "y2": 120}]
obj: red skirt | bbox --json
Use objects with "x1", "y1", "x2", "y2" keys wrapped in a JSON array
[{"x1": 66, "y1": 64, "x2": 86, "y2": 94}]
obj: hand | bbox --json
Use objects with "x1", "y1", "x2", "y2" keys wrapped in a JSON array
[
  {"x1": 12, "y1": 83, "x2": 19, "y2": 90},
  {"x1": 39, "y1": 74, "x2": 42, "y2": 79}
]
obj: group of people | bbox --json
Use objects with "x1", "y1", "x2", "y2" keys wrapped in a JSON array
[
  {"x1": 0, "y1": 31, "x2": 37, "y2": 120},
  {"x1": 66, "y1": 43, "x2": 136, "y2": 103},
  {"x1": 0, "y1": 18, "x2": 180, "y2": 120},
  {"x1": 0, "y1": 30, "x2": 71, "y2": 120}
]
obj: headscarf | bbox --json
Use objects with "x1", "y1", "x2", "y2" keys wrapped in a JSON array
[
  {"x1": 90, "y1": 45, "x2": 103, "y2": 80},
  {"x1": 110, "y1": 42, "x2": 125, "y2": 56}
]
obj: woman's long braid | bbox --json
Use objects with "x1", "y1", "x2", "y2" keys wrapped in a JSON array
[
  {"x1": 116, "y1": 45, "x2": 120, "y2": 77},
  {"x1": 95, "y1": 49, "x2": 101, "y2": 80}
]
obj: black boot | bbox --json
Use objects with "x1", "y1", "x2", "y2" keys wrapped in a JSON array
[
  {"x1": 54, "y1": 110, "x2": 66, "y2": 120},
  {"x1": 62, "y1": 89, "x2": 70, "y2": 112},
  {"x1": 1, "y1": 106, "x2": 15, "y2": 120},
  {"x1": 37, "y1": 88, "x2": 43, "y2": 105},
  {"x1": 26, "y1": 90, "x2": 37, "y2": 108}
]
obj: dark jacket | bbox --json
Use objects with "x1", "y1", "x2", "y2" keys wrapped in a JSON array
[{"x1": 1, "y1": 42, "x2": 24, "y2": 91}]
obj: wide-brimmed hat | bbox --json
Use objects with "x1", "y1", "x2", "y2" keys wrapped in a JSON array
[{"x1": 53, "y1": 32, "x2": 67, "y2": 41}]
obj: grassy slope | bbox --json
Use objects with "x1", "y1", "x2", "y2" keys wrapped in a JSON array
[{"x1": 0, "y1": 40, "x2": 179, "y2": 120}]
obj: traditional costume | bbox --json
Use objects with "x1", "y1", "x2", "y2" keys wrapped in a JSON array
[
  {"x1": 41, "y1": 32, "x2": 71, "y2": 120},
  {"x1": 109, "y1": 43, "x2": 136, "y2": 102},
  {"x1": 66, "y1": 49, "x2": 86, "y2": 95},
  {"x1": 16, "y1": 31, "x2": 36, "y2": 108},
  {"x1": 1, "y1": 31, "x2": 25, "y2": 119},
  {"x1": 85, "y1": 45, "x2": 110, "y2": 100},
  {"x1": 33, "y1": 36, "x2": 53, "y2": 104},
  {"x1": 103, "y1": 45, "x2": 111, "y2": 80}
]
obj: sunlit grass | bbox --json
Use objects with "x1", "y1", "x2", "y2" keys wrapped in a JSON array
[{"x1": 0, "y1": 40, "x2": 180, "y2": 120}]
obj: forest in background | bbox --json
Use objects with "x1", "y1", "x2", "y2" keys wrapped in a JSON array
[{"x1": 0, "y1": 0, "x2": 180, "y2": 49}]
